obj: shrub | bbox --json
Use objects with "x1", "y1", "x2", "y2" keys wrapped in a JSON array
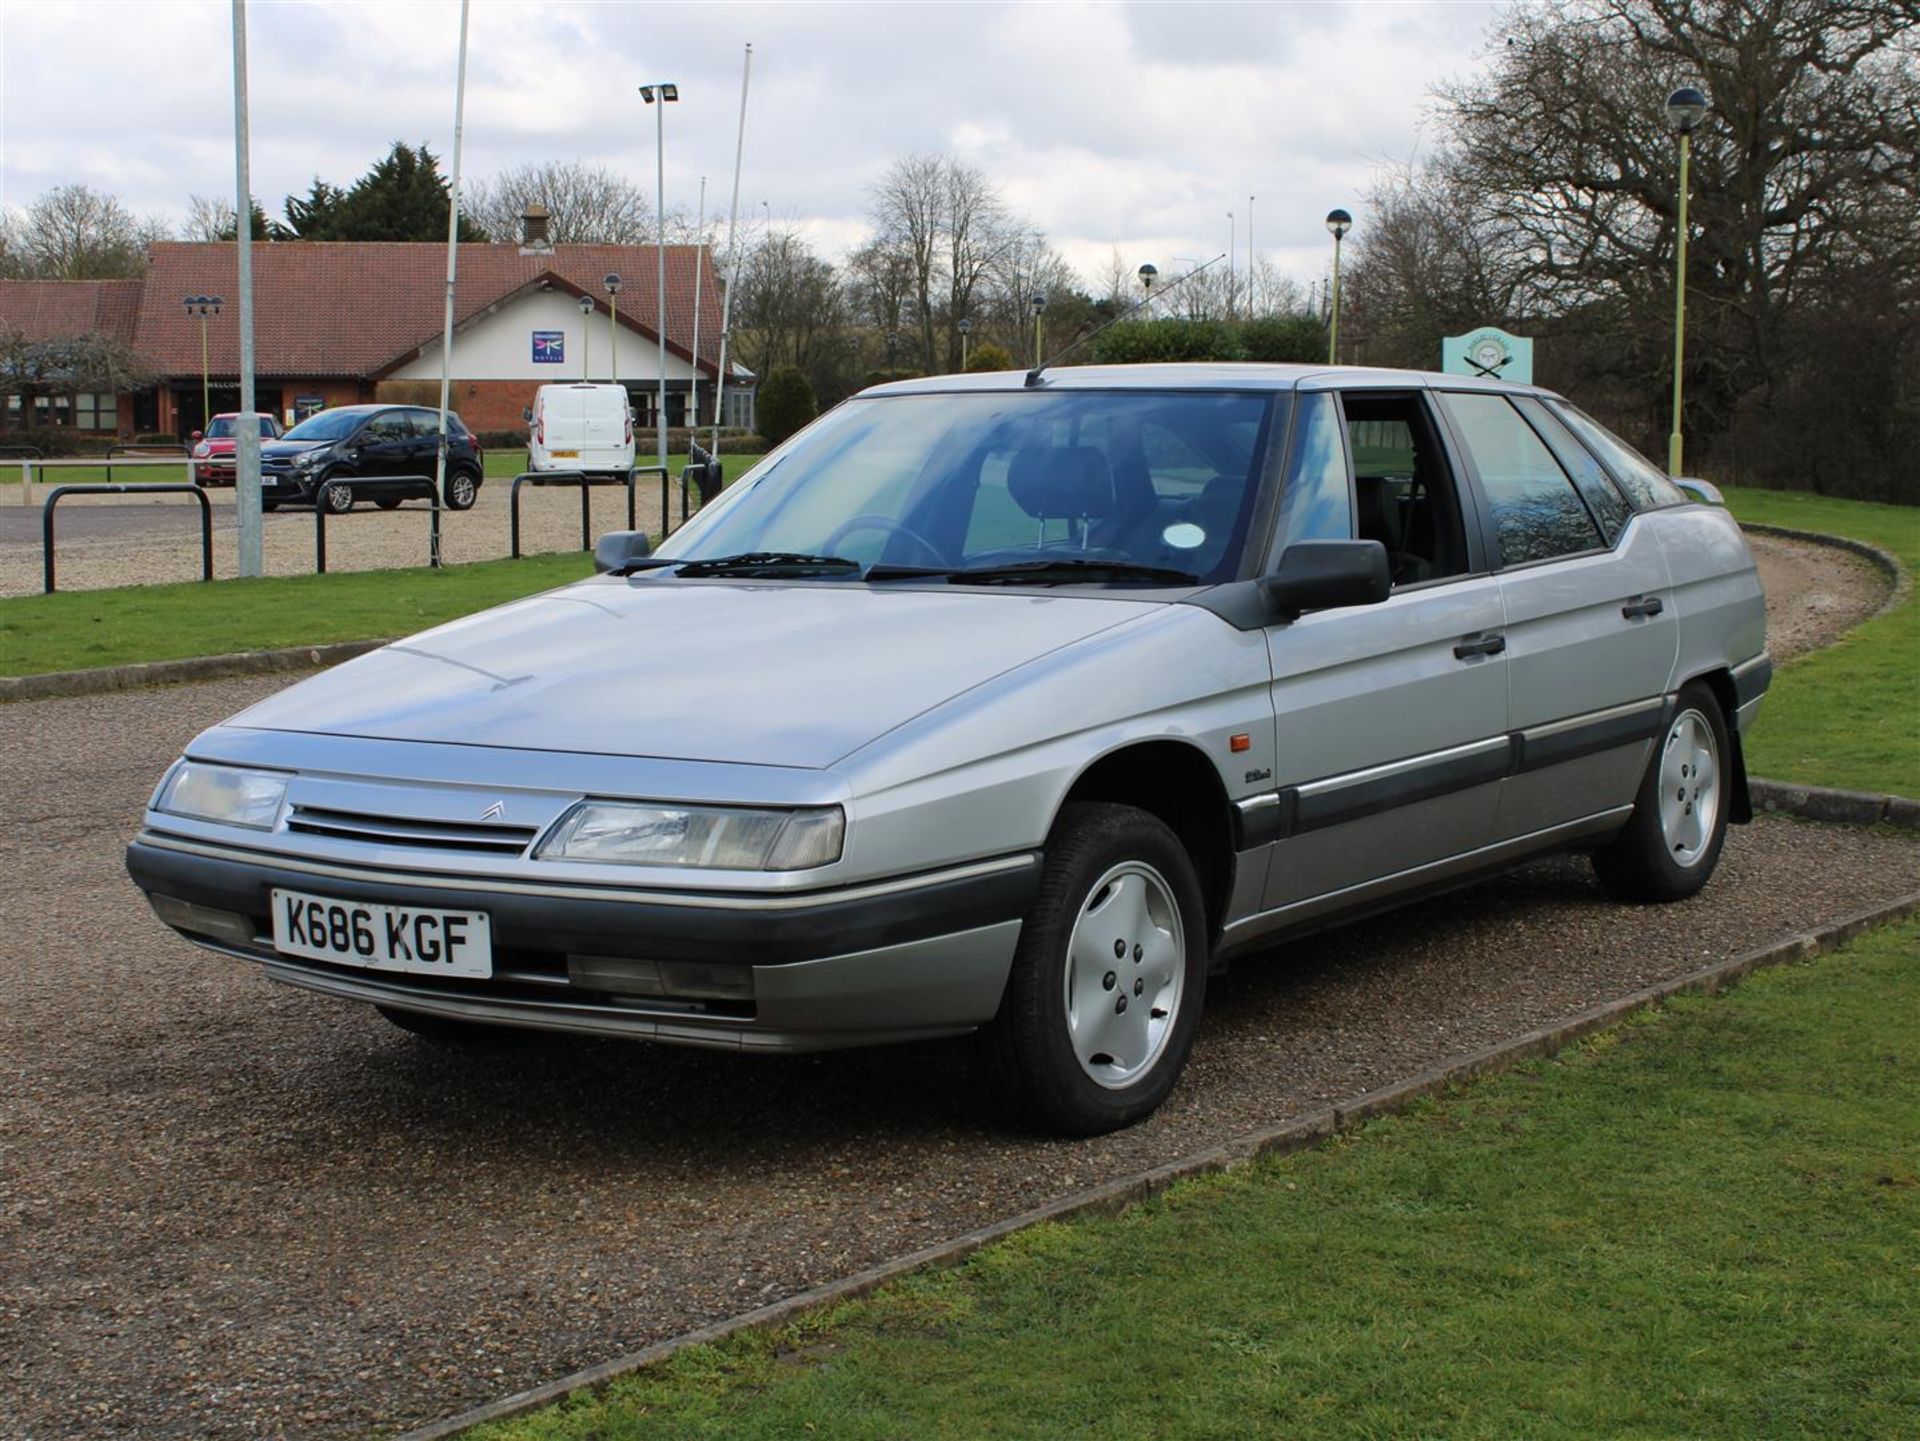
[
  {"x1": 1090, "y1": 318, "x2": 1243, "y2": 365},
  {"x1": 1240, "y1": 314, "x2": 1328, "y2": 363},
  {"x1": 757, "y1": 365, "x2": 818, "y2": 446},
  {"x1": 965, "y1": 342, "x2": 1016, "y2": 373}
]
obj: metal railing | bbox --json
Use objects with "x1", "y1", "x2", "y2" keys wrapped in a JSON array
[
  {"x1": 508, "y1": 467, "x2": 666, "y2": 559},
  {"x1": 42, "y1": 483, "x2": 212, "y2": 593},
  {"x1": 292, "y1": 477, "x2": 443, "y2": 574}
]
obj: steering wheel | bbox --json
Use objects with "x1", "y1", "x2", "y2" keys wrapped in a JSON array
[{"x1": 821, "y1": 513, "x2": 946, "y2": 568}]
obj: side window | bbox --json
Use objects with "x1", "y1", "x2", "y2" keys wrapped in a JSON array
[
  {"x1": 1439, "y1": 392, "x2": 1603, "y2": 566},
  {"x1": 1337, "y1": 392, "x2": 1472, "y2": 585},
  {"x1": 1273, "y1": 392, "x2": 1352, "y2": 551},
  {"x1": 407, "y1": 411, "x2": 445, "y2": 440},
  {"x1": 1546, "y1": 402, "x2": 1689, "y2": 510},
  {"x1": 364, "y1": 411, "x2": 406, "y2": 442},
  {"x1": 1514, "y1": 397, "x2": 1631, "y2": 543}
]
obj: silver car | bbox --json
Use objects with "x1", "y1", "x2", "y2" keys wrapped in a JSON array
[{"x1": 128, "y1": 364, "x2": 1769, "y2": 1135}]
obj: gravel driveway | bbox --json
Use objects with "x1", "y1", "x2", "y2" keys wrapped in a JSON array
[{"x1": 0, "y1": 534, "x2": 1911, "y2": 1439}]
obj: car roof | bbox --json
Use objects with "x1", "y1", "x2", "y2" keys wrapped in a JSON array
[{"x1": 860, "y1": 362, "x2": 1557, "y2": 400}]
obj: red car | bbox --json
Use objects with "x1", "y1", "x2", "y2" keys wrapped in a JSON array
[{"x1": 191, "y1": 413, "x2": 283, "y2": 485}]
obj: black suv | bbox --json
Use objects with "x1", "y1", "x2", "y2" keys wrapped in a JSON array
[{"x1": 259, "y1": 405, "x2": 486, "y2": 513}]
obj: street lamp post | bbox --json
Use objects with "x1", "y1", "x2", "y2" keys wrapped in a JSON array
[
  {"x1": 577, "y1": 293, "x2": 594, "y2": 380},
  {"x1": 957, "y1": 316, "x2": 972, "y2": 369},
  {"x1": 1137, "y1": 263, "x2": 1157, "y2": 318},
  {"x1": 1030, "y1": 292, "x2": 1048, "y2": 368},
  {"x1": 640, "y1": 81, "x2": 679, "y2": 471},
  {"x1": 1248, "y1": 195, "x2": 1256, "y2": 313},
  {"x1": 1226, "y1": 212, "x2": 1235, "y2": 317},
  {"x1": 1665, "y1": 85, "x2": 1709, "y2": 476},
  {"x1": 1325, "y1": 208, "x2": 1352, "y2": 364},
  {"x1": 181, "y1": 295, "x2": 224, "y2": 429},
  {"x1": 603, "y1": 272, "x2": 623, "y2": 388}
]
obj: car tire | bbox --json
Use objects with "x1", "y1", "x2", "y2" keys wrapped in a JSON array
[
  {"x1": 979, "y1": 802, "x2": 1208, "y2": 1136},
  {"x1": 375, "y1": 1005, "x2": 518, "y2": 1046},
  {"x1": 320, "y1": 478, "x2": 355, "y2": 514},
  {"x1": 445, "y1": 470, "x2": 479, "y2": 511},
  {"x1": 261, "y1": 499, "x2": 279, "y2": 513},
  {"x1": 1592, "y1": 680, "x2": 1732, "y2": 903},
  {"x1": 375, "y1": 497, "x2": 402, "y2": 510}
]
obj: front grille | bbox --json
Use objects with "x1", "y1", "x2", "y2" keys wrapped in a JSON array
[{"x1": 287, "y1": 804, "x2": 539, "y2": 855}]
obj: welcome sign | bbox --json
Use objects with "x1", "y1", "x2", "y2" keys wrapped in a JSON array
[{"x1": 1441, "y1": 327, "x2": 1533, "y2": 384}]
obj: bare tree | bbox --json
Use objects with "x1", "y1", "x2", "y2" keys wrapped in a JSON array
[
  {"x1": 0, "y1": 326, "x2": 153, "y2": 432},
  {"x1": 1438, "y1": 0, "x2": 1920, "y2": 445},
  {"x1": 869, "y1": 154, "x2": 946, "y2": 370},
  {"x1": 467, "y1": 161, "x2": 667, "y2": 244},
  {"x1": 732, "y1": 223, "x2": 846, "y2": 377},
  {"x1": 12, "y1": 185, "x2": 166, "y2": 279}
]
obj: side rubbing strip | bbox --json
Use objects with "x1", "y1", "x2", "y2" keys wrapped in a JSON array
[
  {"x1": 1732, "y1": 654, "x2": 1772, "y2": 708},
  {"x1": 1513, "y1": 698, "x2": 1665, "y2": 774},
  {"x1": 1233, "y1": 791, "x2": 1294, "y2": 851},
  {"x1": 1291, "y1": 737, "x2": 1514, "y2": 836}
]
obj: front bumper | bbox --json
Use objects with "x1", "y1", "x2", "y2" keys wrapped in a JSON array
[{"x1": 126, "y1": 834, "x2": 1034, "y2": 1052}]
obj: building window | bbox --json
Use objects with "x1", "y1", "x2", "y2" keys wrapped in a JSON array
[{"x1": 73, "y1": 392, "x2": 116, "y2": 429}]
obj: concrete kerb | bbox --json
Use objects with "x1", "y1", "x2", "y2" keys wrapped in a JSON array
[
  {"x1": 396, "y1": 888, "x2": 1920, "y2": 1441},
  {"x1": 0, "y1": 639, "x2": 389, "y2": 704}
]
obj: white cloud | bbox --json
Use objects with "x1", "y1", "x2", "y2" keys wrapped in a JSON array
[{"x1": 0, "y1": 0, "x2": 1499, "y2": 289}]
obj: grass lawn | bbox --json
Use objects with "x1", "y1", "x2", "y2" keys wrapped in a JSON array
[
  {"x1": 477, "y1": 920, "x2": 1920, "y2": 1441},
  {"x1": 0, "y1": 552, "x2": 592, "y2": 677},
  {"x1": 1722, "y1": 487, "x2": 1919, "y2": 796}
]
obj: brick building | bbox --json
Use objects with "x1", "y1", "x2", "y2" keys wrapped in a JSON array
[{"x1": 0, "y1": 233, "x2": 750, "y2": 439}]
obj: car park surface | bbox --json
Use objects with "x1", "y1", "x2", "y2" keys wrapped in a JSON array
[
  {"x1": 5, "y1": 664, "x2": 1915, "y2": 1440},
  {"x1": 128, "y1": 364, "x2": 1772, "y2": 1134}
]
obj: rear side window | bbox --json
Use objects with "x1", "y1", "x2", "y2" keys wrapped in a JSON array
[
  {"x1": 1439, "y1": 392, "x2": 1603, "y2": 566},
  {"x1": 1547, "y1": 402, "x2": 1689, "y2": 510},
  {"x1": 1274, "y1": 391, "x2": 1352, "y2": 550},
  {"x1": 1514, "y1": 397, "x2": 1631, "y2": 543}
]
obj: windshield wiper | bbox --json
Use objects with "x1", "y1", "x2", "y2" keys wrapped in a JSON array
[
  {"x1": 867, "y1": 558, "x2": 1200, "y2": 586},
  {"x1": 669, "y1": 551, "x2": 862, "y2": 578}
]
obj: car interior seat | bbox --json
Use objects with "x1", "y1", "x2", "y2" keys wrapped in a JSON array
[{"x1": 1007, "y1": 445, "x2": 1117, "y2": 549}]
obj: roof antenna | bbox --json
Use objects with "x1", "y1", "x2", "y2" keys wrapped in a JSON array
[{"x1": 1024, "y1": 252, "x2": 1227, "y2": 387}]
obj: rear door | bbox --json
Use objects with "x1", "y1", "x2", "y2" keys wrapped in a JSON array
[
  {"x1": 1257, "y1": 385, "x2": 1510, "y2": 916},
  {"x1": 545, "y1": 387, "x2": 587, "y2": 463},
  {"x1": 580, "y1": 388, "x2": 630, "y2": 470},
  {"x1": 1432, "y1": 390, "x2": 1677, "y2": 840}
]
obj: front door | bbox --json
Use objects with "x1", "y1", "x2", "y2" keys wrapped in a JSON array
[{"x1": 1258, "y1": 387, "x2": 1511, "y2": 915}]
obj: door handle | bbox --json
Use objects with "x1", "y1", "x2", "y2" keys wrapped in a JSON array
[
  {"x1": 1453, "y1": 633, "x2": 1506, "y2": 660},
  {"x1": 1622, "y1": 596, "x2": 1665, "y2": 620}
]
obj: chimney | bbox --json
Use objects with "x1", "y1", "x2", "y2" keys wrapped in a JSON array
[{"x1": 519, "y1": 203, "x2": 552, "y2": 254}]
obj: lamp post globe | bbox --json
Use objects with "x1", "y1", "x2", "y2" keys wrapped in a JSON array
[
  {"x1": 1665, "y1": 86, "x2": 1708, "y2": 134},
  {"x1": 1664, "y1": 86, "x2": 1708, "y2": 474},
  {"x1": 1325, "y1": 209, "x2": 1352, "y2": 364}
]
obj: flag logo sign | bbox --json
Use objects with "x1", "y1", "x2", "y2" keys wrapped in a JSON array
[{"x1": 532, "y1": 331, "x2": 566, "y2": 364}]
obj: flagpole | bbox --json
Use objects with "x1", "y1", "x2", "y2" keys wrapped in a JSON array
[
  {"x1": 231, "y1": 0, "x2": 261, "y2": 577},
  {"x1": 710, "y1": 42, "x2": 751, "y2": 457},
  {"x1": 433, "y1": 0, "x2": 471, "y2": 568}
]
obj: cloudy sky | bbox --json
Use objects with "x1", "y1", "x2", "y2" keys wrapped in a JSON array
[{"x1": 0, "y1": 0, "x2": 1504, "y2": 288}]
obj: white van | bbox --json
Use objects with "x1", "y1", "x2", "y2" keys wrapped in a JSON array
[{"x1": 526, "y1": 384, "x2": 635, "y2": 479}]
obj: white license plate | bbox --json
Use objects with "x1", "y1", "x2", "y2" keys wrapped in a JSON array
[{"x1": 270, "y1": 888, "x2": 492, "y2": 978}]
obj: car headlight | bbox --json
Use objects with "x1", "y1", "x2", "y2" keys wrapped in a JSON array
[
  {"x1": 291, "y1": 449, "x2": 324, "y2": 470},
  {"x1": 536, "y1": 802, "x2": 843, "y2": 871},
  {"x1": 156, "y1": 762, "x2": 288, "y2": 830}
]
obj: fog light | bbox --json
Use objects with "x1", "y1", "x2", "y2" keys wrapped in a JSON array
[
  {"x1": 147, "y1": 893, "x2": 257, "y2": 948},
  {"x1": 568, "y1": 954, "x2": 755, "y2": 1001}
]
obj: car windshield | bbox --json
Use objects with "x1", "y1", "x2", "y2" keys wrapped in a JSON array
[
  {"x1": 204, "y1": 416, "x2": 277, "y2": 439},
  {"x1": 281, "y1": 410, "x2": 363, "y2": 442},
  {"x1": 656, "y1": 390, "x2": 1274, "y2": 584}
]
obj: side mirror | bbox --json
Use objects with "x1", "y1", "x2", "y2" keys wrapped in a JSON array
[
  {"x1": 191, "y1": 430, "x2": 203, "y2": 442},
  {"x1": 1259, "y1": 540, "x2": 1392, "y2": 619},
  {"x1": 1674, "y1": 476, "x2": 1723, "y2": 505},
  {"x1": 522, "y1": 406, "x2": 533, "y2": 423},
  {"x1": 593, "y1": 529, "x2": 653, "y2": 574}
]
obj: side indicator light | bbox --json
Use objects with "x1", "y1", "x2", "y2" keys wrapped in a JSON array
[{"x1": 1230, "y1": 734, "x2": 1251, "y2": 753}]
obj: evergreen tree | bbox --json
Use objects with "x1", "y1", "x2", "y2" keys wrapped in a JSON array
[{"x1": 279, "y1": 145, "x2": 487, "y2": 242}]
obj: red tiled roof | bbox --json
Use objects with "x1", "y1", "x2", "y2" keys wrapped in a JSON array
[
  {"x1": 131, "y1": 241, "x2": 729, "y2": 380},
  {"x1": 0, "y1": 279, "x2": 143, "y2": 347}
]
